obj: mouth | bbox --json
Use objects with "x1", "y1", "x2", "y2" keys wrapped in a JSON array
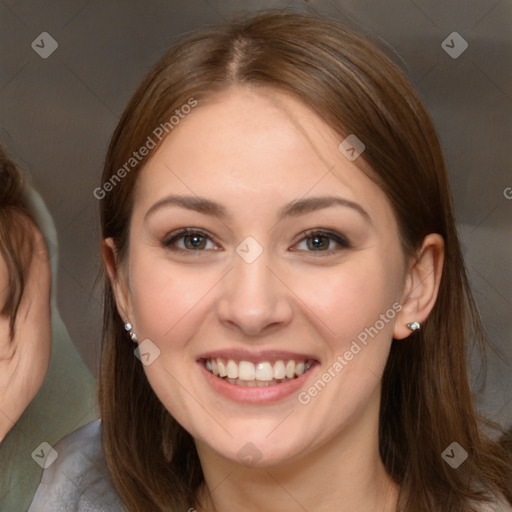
[{"x1": 200, "y1": 357, "x2": 316, "y2": 387}]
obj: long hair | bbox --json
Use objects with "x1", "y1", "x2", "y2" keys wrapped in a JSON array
[
  {"x1": 0, "y1": 143, "x2": 37, "y2": 340},
  {"x1": 98, "y1": 10, "x2": 512, "y2": 511}
]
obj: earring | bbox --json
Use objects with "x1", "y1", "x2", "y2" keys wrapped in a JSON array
[
  {"x1": 407, "y1": 321, "x2": 421, "y2": 331},
  {"x1": 124, "y1": 322, "x2": 138, "y2": 342}
]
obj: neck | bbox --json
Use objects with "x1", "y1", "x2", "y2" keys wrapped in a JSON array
[{"x1": 195, "y1": 389, "x2": 400, "y2": 512}]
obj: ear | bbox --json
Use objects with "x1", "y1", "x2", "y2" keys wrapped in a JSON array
[
  {"x1": 101, "y1": 237, "x2": 132, "y2": 325},
  {"x1": 393, "y1": 233, "x2": 444, "y2": 340}
]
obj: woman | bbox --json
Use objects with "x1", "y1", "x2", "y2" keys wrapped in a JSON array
[{"x1": 30, "y1": 10, "x2": 512, "y2": 512}]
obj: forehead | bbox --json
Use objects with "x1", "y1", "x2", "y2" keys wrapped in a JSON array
[{"x1": 132, "y1": 86, "x2": 392, "y2": 225}]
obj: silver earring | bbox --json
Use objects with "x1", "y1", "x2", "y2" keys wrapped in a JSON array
[
  {"x1": 124, "y1": 322, "x2": 138, "y2": 341},
  {"x1": 407, "y1": 321, "x2": 421, "y2": 331}
]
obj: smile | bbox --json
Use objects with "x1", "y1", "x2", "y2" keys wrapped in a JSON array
[{"x1": 204, "y1": 358, "x2": 314, "y2": 386}]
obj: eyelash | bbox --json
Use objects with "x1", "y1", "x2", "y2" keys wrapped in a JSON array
[
  {"x1": 161, "y1": 228, "x2": 351, "y2": 255},
  {"x1": 294, "y1": 229, "x2": 351, "y2": 253}
]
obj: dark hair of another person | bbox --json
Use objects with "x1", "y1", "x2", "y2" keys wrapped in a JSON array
[{"x1": 0, "y1": 144, "x2": 37, "y2": 340}]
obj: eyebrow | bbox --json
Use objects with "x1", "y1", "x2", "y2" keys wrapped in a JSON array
[{"x1": 144, "y1": 194, "x2": 372, "y2": 224}]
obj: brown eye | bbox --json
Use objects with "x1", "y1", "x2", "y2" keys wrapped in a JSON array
[
  {"x1": 293, "y1": 230, "x2": 351, "y2": 253},
  {"x1": 162, "y1": 229, "x2": 218, "y2": 252},
  {"x1": 307, "y1": 234, "x2": 331, "y2": 251},
  {"x1": 182, "y1": 233, "x2": 207, "y2": 250}
]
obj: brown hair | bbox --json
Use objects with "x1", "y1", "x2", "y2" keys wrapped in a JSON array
[
  {"x1": 0, "y1": 144, "x2": 37, "y2": 340},
  {"x1": 98, "y1": 10, "x2": 512, "y2": 511}
]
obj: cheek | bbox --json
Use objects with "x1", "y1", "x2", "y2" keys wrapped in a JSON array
[
  {"x1": 293, "y1": 256, "x2": 402, "y2": 348},
  {"x1": 127, "y1": 250, "x2": 219, "y2": 347}
]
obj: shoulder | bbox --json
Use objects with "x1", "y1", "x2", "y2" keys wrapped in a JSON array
[{"x1": 28, "y1": 420, "x2": 124, "y2": 512}]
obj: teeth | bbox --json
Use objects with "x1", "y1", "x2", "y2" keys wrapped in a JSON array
[
  {"x1": 205, "y1": 357, "x2": 314, "y2": 384},
  {"x1": 273, "y1": 360, "x2": 285, "y2": 379},
  {"x1": 217, "y1": 360, "x2": 227, "y2": 377},
  {"x1": 226, "y1": 359, "x2": 238, "y2": 379},
  {"x1": 285, "y1": 360, "x2": 295, "y2": 379},
  {"x1": 255, "y1": 362, "x2": 274, "y2": 381},
  {"x1": 239, "y1": 361, "x2": 255, "y2": 381}
]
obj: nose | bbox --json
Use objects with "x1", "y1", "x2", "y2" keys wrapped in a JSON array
[{"x1": 216, "y1": 249, "x2": 294, "y2": 337}]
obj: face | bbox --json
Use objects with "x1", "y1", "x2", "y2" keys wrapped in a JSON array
[
  {"x1": 0, "y1": 221, "x2": 51, "y2": 443},
  {"x1": 110, "y1": 86, "x2": 413, "y2": 466}
]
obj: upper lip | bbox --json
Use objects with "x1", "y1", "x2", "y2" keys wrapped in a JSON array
[{"x1": 197, "y1": 349, "x2": 319, "y2": 364}]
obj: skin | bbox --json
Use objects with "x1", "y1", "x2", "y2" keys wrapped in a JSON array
[
  {"x1": 104, "y1": 86, "x2": 444, "y2": 512},
  {"x1": 0, "y1": 220, "x2": 51, "y2": 443}
]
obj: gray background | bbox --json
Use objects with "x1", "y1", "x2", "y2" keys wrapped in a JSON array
[{"x1": 0, "y1": 0, "x2": 510, "y2": 427}]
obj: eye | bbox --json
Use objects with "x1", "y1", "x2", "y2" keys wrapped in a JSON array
[
  {"x1": 162, "y1": 229, "x2": 219, "y2": 252},
  {"x1": 292, "y1": 229, "x2": 351, "y2": 253}
]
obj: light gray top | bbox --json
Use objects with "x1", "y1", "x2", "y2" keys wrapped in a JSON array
[{"x1": 28, "y1": 420, "x2": 123, "y2": 512}]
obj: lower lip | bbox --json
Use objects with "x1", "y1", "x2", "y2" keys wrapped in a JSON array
[{"x1": 198, "y1": 361, "x2": 318, "y2": 404}]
